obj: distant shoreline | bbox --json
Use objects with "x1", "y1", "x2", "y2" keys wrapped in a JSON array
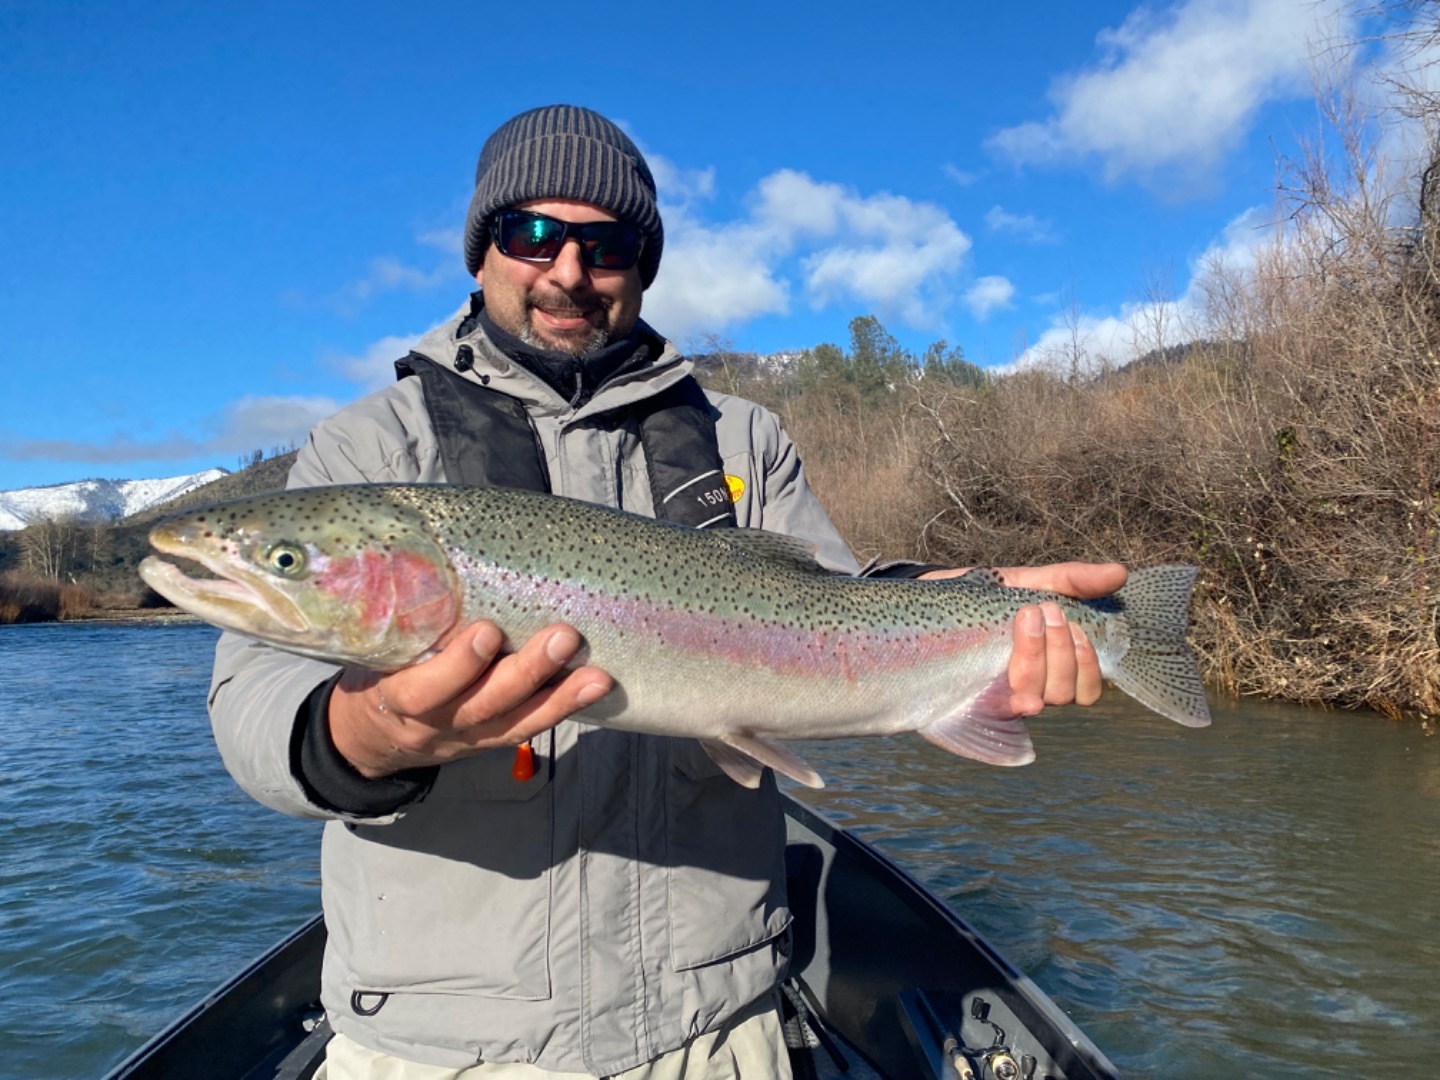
[
  {"x1": 64, "y1": 608, "x2": 203, "y2": 626},
  {"x1": 0, "y1": 608, "x2": 204, "y2": 628}
]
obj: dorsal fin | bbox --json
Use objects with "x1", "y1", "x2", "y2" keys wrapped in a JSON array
[
  {"x1": 708, "y1": 528, "x2": 827, "y2": 573},
  {"x1": 952, "y1": 567, "x2": 1007, "y2": 589}
]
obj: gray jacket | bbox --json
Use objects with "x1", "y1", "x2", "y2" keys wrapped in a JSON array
[{"x1": 207, "y1": 312, "x2": 862, "y2": 1074}]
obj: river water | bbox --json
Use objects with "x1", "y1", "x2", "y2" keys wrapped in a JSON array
[{"x1": 0, "y1": 622, "x2": 1435, "y2": 1078}]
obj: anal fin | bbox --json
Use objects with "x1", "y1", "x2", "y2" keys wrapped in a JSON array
[
  {"x1": 700, "y1": 739, "x2": 766, "y2": 789},
  {"x1": 701, "y1": 734, "x2": 826, "y2": 789},
  {"x1": 921, "y1": 672, "x2": 1036, "y2": 767}
]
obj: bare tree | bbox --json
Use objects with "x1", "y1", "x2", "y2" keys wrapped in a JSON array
[
  {"x1": 19, "y1": 514, "x2": 82, "y2": 582},
  {"x1": 87, "y1": 520, "x2": 113, "y2": 573}
]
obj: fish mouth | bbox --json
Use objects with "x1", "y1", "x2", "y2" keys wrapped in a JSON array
[{"x1": 139, "y1": 536, "x2": 309, "y2": 637}]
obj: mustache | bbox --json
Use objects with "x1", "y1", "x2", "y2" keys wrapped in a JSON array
[{"x1": 525, "y1": 288, "x2": 610, "y2": 317}]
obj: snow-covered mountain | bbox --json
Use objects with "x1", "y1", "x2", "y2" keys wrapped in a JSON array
[{"x1": 0, "y1": 469, "x2": 228, "y2": 531}]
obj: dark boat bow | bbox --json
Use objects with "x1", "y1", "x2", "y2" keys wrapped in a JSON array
[{"x1": 106, "y1": 796, "x2": 1120, "y2": 1080}]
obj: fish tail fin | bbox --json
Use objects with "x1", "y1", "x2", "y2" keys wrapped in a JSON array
[{"x1": 1104, "y1": 565, "x2": 1212, "y2": 728}]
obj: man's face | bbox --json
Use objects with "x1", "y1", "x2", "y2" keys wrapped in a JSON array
[{"x1": 477, "y1": 198, "x2": 644, "y2": 356}]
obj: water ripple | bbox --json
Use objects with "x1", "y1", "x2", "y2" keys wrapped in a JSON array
[
  {"x1": 793, "y1": 697, "x2": 1440, "y2": 1079},
  {"x1": 0, "y1": 623, "x2": 321, "y2": 1078}
]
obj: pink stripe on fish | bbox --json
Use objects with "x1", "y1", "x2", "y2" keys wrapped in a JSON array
[{"x1": 480, "y1": 570, "x2": 1001, "y2": 679}]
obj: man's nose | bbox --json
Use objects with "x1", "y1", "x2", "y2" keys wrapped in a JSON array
[{"x1": 545, "y1": 239, "x2": 589, "y2": 288}]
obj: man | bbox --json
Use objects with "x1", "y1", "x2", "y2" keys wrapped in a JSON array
[{"x1": 209, "y1": 104, "x2": 1124, "y2": 1080}]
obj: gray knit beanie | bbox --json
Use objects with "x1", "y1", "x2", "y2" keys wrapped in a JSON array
[{"x1": 463, "y1": 105, "x2": 664, "y2": 289}]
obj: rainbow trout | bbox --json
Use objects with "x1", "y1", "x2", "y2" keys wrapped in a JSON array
[{"x1": 139, "y1": 483, "x2": 1210, "y2": 788}]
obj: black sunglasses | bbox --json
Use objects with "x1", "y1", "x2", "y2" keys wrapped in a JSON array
[{"x1": 488, "y1": 210, "x2": 644, "y2": 271}]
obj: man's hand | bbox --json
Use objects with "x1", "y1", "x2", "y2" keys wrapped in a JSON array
[
  {"x1": 919, "y1": 562, "x2": 1127, "y2": 717},
  {"x1": 328, "y1": 621, "x2": 613, "y2": 779}
]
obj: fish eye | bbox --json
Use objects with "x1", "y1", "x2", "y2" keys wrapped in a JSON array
[{"x1": 264, "y1": 543, "x2": 308, "y2": 577}]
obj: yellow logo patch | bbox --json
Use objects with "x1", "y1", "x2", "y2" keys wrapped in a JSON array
[{"x1": 725, "y1": 474, "x2": 746, "y2": 502}]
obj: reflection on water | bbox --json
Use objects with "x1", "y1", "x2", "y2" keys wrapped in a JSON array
[{"x1": 1, "y1": 622, "x2": 1436, "y2": 1078}]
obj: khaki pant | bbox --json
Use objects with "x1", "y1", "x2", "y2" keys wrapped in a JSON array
[{"x1": 317, "y1": 999, "x2": 793, "y2": 1080}]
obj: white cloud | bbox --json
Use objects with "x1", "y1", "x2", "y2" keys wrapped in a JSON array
[
  {"x1": 212, "y1": 395, "x2": 344, "y2": 454},
  {"x1": 331, "y1": 331, "x2": 430, "y2": 393},
  {"x1": 988, "y1": 0, "x2": 1354, "y2": 188},
  {"x1": 797, "y1": 184, "x2": 972, "y2": 326},
  {"x1": 763, "y1": 171, "x2": 974, "y2": 320},
  {"x1": 416, "y1": 227, "x2": 464, "y2": 257},
  {"x1": 985, "y1": 205, "x2": 1057, "y2": 244},
  {"x1": 1016, "y1": 305, "x2": 1189, "y2": 372},
  {"x1": 645, "y1": 149, "x2": 717, "y2": 206},
  {"x1": 966, "y1": 276, "x2": 1017, "y2": 320},
  {"x1": 943, "y1": 163, "x2": 980, "y2": 187},
  {"x1": 1324, "y1": 10, "x2": 1440, "y2": 227},
  {"x1": 645, "y1": 168, "x2": 973, "y2": 338},
  {"x1": 325, "y1": 297, "x2": 478, "y2": 393},
  {"x1": 337, "y1": 257, "x2": 452, "y2": 308},
  {"x1": 642, "y1": 210, "x2": 792, "y2": 341},
  {"x1": 0, "y1": 395, "x2": 343, "y2": 465},
  {"x1": 312, "y1": 164, "x2": 980, "y2": 359},
  {"x1": 636, "y1": 157, "x2": 796, "y2": 338},
  {"x1": 1013, "y1": 203, "x2": 1289, "y2": 371},
  {"x1": 1192, "y1": 204, "x2": 1282, "y2": 275},
  {"x1": 295, "y1": 226, "x2": 465, "y2": 317}
]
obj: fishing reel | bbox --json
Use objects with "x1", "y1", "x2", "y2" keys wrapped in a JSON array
[
  {"x1": 945, "y1": 1046, "x2": 1030, "y2": 1080},
  {"x1": 961, "y1": 996, "x2": 1042, "y2": 1080},
  {"x1": 943, "y1": 997, "x2": 1037, "y2": 1080},
  {"x1": 901, "y1": 987, "x2": 1057, "y2": 1080}
]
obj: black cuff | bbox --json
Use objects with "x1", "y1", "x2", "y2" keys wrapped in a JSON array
[
  {"x1": 864, "y1": 562, "x2": 949, "y2": 579},
  {"x1": 292, "y1": 673, "x2": 438, "y2": 817}
]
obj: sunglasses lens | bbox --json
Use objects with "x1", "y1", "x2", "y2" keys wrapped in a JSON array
[
  {"x1": 582, "y1": 225, "x2": 641, "y2": 269},
  {"x1": 493, "y1": 212, "x2": 642, "y2": 270},
  {"x1": 497, "y1": 213, "x2": 565, "y2": 261}
]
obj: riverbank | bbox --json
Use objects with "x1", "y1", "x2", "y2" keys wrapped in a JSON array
[
  {"x1": 64, "y1": 606, "x2": 202, "y2": 625},
  {"x1": 0, "y1": 597, "x2": 198, "y2": 628}
]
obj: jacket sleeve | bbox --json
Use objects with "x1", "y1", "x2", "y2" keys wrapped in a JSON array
[
  {"x1": 208, "y1": 632, "x2": 348, "y2": 820},
  {"x1": 207, "y1": 386, "x2": 436, "y2": 823}
]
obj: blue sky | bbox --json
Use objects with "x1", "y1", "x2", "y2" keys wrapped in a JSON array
[{"x1": 0, "y1": 0, "x2": 1408, "y2": 490}]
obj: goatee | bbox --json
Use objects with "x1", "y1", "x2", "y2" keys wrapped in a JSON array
[{"x1": 521, "y1": 321, "x2": 611, "y2": 357}]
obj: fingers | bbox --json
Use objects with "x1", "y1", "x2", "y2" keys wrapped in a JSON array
[
  {"x1": 921, "y1": 561, "x2": 1120, "y2": 715},
  {"x1": 447, "y1": 623, "x2": 612, "y2": 742},
  {"x1": 996, "y1": 561, "x2": 1127, "y2": 599},
  {"x1": 1008, "y1": 606, "x2": 1048, "y2": 717},
  {"x1": 450, "y1": 624, "x2": 585, "y2": 724},
  {"x1": 329, "y1": 621, "x2": 613, "y2": 777},
  {"x1": 1038, "y1": 602, "x2": 1078, "y2": 705},
  {"x1": 916, "y1": 567, "x2": 971, "y2": 580},
  {"x1": 1008, "y1": 603, "x2": 1103, "y2": 716},
  {"x1": 373, "y1": 621, "x2": 506, "y2": 718},
  {"x1": 476, "y1": 666, "x2": 613, "y2": 748},
  {"x1": 1072, "y1": 624, "x2": 1103, "y2": 706}
]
